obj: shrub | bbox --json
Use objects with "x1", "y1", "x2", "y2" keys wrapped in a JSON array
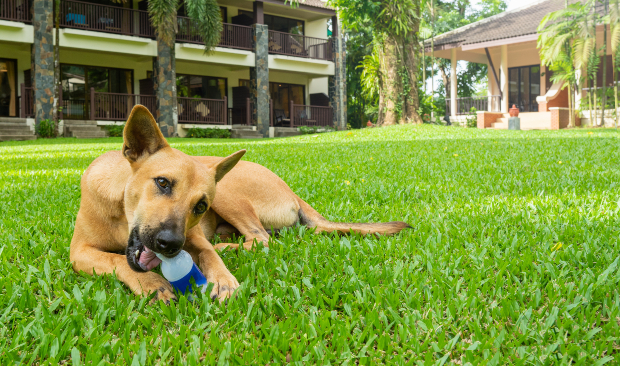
[
  {"x1": 466, "y1": 107, "x2": 478, "y2": 128},
  {"x1": 36, "y1": 119, "x2": 56, "y2": 138},
  {"x1": 185, "y1": 128, "x2": 231, "y2": 139},
  {"x1": 298, "y1": 126, "x2": 336, "y2": 135},
  {"x1": 102, "y1": 124, "x2": 124, "y2": 137}
]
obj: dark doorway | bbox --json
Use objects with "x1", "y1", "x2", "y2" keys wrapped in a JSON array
[
  {"x1": 508, "y1": 65, "x2": 540, "y2": 112},
  {"x1": 0, "y1": 58, "x2": 18, "y2": 118}
]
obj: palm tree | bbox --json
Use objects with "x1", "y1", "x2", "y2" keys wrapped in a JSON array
[
  {"x1": 573, "y1": 10, "x2": 596, "y2": 126},
  {"x1": 609, "y1": 0, "x2": 620, "y2": 127},
  {"x1": 148, "y1": 0, "x2": 222, "y2": 136}
]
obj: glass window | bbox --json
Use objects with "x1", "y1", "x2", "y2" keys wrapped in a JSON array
[
  {"x1": 508, "y1": 65, "x2": 541, "y2": 112},
  {"x1": 177, "y1": 74, "x2": 227, "y2": 100},
  {"x1": 269, "y1": 82, "x2": 305, "y2": 116},
  {"x1": 0, "y1": 59, "x2": 17, "y2": 117}
]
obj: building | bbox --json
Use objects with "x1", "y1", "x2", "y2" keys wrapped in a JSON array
[
  {"x1": 0, "y1": 0, "x2": 346, "y2": 139},
  {"x1": 425, "y1": 0, "x2": 613, "y2": 129}
]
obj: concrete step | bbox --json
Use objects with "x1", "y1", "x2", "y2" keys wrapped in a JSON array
[
  {"x1": 0, "y1": 128, "x2": 34, "y2": 134},
  {"x1": 63, "y1": 119, "x2": 98, "y2": 126},
  {"x1": 70, "y1": 131, "x2": 108, "y2": 138},
  {"x1": 65, "y1": 125, "x2": 104, "y2": 132},
  {"x1": 0, "y1": 117, "x2": 27, "y2": 123},
  {"x1": 231, "y1": 125, "x2": 256, "y2": 131},
  {"x1": 0, "y1": 134, "x2": 36, "y2": 141},
  {"x1": 0, "y1": 122, "x2": 31, "y2": 128}
]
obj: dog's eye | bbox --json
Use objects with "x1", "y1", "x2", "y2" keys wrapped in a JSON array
[
  {"x1": 155, "y1": 178, "x2": 170, "y2": 192},
  {"x1": 194, "y1": 201, "x2": 208, "y2": 215}
]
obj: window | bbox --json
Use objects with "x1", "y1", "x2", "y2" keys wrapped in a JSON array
[
  {"x1": 507, "y1": 65, "x2": 540, "y2": 112},
  {"x1": 0, "y1": 58, "x2": 17, "y2": 117},
  {"x1": 177, "y1": 74, "x2": 227, "y2": 100},
  {"x1": 178, "y1": 2, "x2": 226, "y2": 23},
  {"x1": 238, "y1": 10, "x2": 304, "y2": 35},
  {"x1": 61, "y1": 64, "x2": 133, "y2": 119},
  {"x1": 239, "y1": 80, "x2": 305, "y2": 116}
]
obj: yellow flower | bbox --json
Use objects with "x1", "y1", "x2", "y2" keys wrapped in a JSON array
[
  {"x1": 347, "y1": 132, "x2": 353, "y2": 136},
  {"x1": 480, "y1": 143, "x2": 483, "y2": 145},
  {"x1": 361, "y1": 179, "x2": 365, "y2": 182},
  {"x1": 558, "y1": 161, "x2": 562, "y2": 164},
  {"x1": 588, "y1": 131, "x2": 593, "y2": 135},
  {"x1": 453, "y1": 154, "x2": 458, "y2": 157},
  {"x1": 552, "y1": 242, "x2": 563, "y2": 251},
  {"x1": 370, "y1": 157, "x2": 374, "y2": 160},
  {"x1": 345, "y1": 180, "x2": 350, "y2": 185}
]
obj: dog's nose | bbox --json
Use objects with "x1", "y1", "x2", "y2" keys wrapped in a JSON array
[{"x1": 155, "y1": 230, "x2": 184, "y2": 254}]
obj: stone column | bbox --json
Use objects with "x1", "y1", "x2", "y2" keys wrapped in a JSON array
[
  {"x1": 328, "y1": 16, "x2": 346, "y2": 130},
  {"x1": 450, "y1": 48, "x2": 457, "y2": 117},
  {"x1": 32, "y1": 0, "x2": 54, "y2": 126},
  {"x1": 155, "y1": 38, "x2": 177, "y2": 137},
  {"x1": 500, "y1": 44, "x2": 508, "y2": 113},
  {"x1": 251, "y1": 23, "x2": 270, "y2": 137}
]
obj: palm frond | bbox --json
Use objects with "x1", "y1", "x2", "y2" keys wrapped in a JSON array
[
  {"x1": 184, "y1": 0, "x2": 223, "y2": 54},
  {"x1": 149, "y1": 0, "x2": 178, "y2": 43}
]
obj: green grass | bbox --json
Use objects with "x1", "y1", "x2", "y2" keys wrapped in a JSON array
[{"x1": 1, "y1": 126, "x2": 620, "y2": 365}]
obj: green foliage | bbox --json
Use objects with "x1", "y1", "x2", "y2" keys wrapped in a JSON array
[
  {"x1": 298, "y1": 126, "x2": 336, "y2": 134},
  {"x1": 2, "y1": 127, "x2": 620, "y2": 363},
  {"x1": 466, "y1": 107, "x2": 477, "y2": 128},
  {"x1": 36, "y1": 119, "x2": 55, "y2": 138},
  {"x1": 102, "y1": 124, "x2": 124, "y2": 137},
  {"x1": 185, "y1": 127, "x2": 231, "y2": 139},
  {"x1": 346, "y1": 27, "x2": 375, "y2": 128}
]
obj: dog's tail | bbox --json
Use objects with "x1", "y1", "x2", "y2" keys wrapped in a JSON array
[{"x1": 296, "y1": 197, "x2": 411, "y2": 236}]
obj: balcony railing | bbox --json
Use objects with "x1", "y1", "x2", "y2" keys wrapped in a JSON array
[
  {"x1": 268, "y1": 30, "x2": 333, "y2": 61},
  {"x1": 290, "y1": 102, "x2": 333, "y2": 127},
  {"x1": 178, "y1": 96, "x2": 228, "y2": 125},
  {"x1": 19, "y1": 84, "x2": 34, "y2": 118},
  {"x1": 177, "y1": 17, "x2": 253, "y2": 51},
  {"x1": 228, "y1": 98, "x2": 273, "y2": 125},
  {"x1": 446, "y1": 96, "x2": 501, "y2": 116},
  {"x1": 91, "y1": 90, "x2": 156, "y2": 120},
  {"x1": 59, "y1": 0, "x2": 154, "y2": 38},
  {"x1": 1, "y1": 0, "x2": 30, "y2": 23}
]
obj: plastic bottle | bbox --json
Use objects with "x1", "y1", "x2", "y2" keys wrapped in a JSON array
[{"x1": 155, "y1": 250, "x2": 208, "y2": 295}]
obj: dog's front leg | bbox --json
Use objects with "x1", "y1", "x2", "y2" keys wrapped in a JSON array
[
  {"x1": 70, "y1": 242, "x2": 176, "y2": 303},
  {"x1": 184, "y1": 227, "x2": 239, "y2": 301}
]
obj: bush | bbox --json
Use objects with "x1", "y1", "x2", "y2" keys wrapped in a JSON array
[
  {"x1": 102, "y1": 124, "x2": 124, "y2": 137},
  {"x1": 298, "y1": 126, "x2": 336, "y2": 135},
  {"x1": 36, "y1": 119, "x2": 56, "y2": 138},
  {"x1": 185, "y1": 128, "x2": 231, "y2": 139},
  {"x1": 466, "y1": 107, "x2": 478, "y2": 128}
]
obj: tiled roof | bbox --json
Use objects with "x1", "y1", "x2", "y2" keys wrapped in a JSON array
[
  {"x1": 301, "y1": 0, "x2": 332, "y2": 9},
  {"x1": 428, "y1": 0, "x2": 606, "y2": 49}
]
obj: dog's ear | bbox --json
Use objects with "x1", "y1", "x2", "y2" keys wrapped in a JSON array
[
  {"x1": 122, "y1": 105, "x2": 169, "y2": 163},
  {"x1": 214, "y1": 150, "x2": 246, "y2": 182}
]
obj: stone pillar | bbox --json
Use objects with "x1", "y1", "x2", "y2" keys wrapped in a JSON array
[
  {"x1": 155, "y1": 39, "x2": 177, "y2": 137},
  {"x1": 500, "y1": 44, "x2": 508, "y2": 113},
  {"x1": 450, "y1": 48, "x2": 457, "y2": 117},
  {"x1": 32, "y1": 0, "x2": 54, "y2": 126},
  {"x1": 251, "y1": 23, "x2": 269, "y2": 137},
  {"x1": 328, "y1": 16, "x2": 346, "y2": 130}
]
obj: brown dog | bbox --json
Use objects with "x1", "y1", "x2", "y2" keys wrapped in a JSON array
[{"x1": 70, "y1": 105, "x2": 410, "y2": 302}]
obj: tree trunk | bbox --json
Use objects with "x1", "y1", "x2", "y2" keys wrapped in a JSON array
[
  {"x1": 381, "y1": 36, "x2": 401, "y2": 126},
  {"x1": 600, "y1": 1, "x2": 608, "y2": 127},
  {"x1": 404, "y1": 20, "x2": 422, "y2": 124},
  {"x1": 155, "y1": 35, "x2": 177, "y2": 137},
  {"x1": 54, "y1": 0, "x2": 61, "y2": 136}
]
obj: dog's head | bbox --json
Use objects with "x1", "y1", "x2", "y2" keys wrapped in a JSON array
[{"x1": 122, "y1": 105, "x2": 245, "y2": 272}]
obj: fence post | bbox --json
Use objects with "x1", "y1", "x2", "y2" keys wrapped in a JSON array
[
  {"x1": 223, "y1": 96, "x2": 227, "y2": 124},
  {"x1": 90, "y1": 87, "x2": 95, "y2": 120},
  {"x1": 289, "y1": 101, "x2": 294, "y2": 127},
  {"x1": 20, "y1": 83, "x2": 25, "y2": 118},
  {"x1": 246, "y1": 97, "x2": 250, "y2": 126}
]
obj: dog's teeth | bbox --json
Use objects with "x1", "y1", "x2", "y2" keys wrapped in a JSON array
[{"x1": 135, "y1": 250, "x2": 140, "y2": 258}]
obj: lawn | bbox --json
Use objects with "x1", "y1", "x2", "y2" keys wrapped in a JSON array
[{"x1": 1, "y1": 125, "x2": 620, "y2": 365}]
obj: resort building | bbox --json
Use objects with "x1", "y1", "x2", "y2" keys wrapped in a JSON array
[
  {"x1": 0, "y1": 0, "x2": 346, "y2": 139},
  {"x1": 426, "y1": 0, "x2": 613, "y2": 129}
]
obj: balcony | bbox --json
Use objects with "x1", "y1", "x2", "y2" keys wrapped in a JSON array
[
  {"x1": 446, "y1": 96, "x2": 501, "y2": 115},
  {"x1": 177, "y1": 17, "x2": 253, "y2": 51},
  {"x1": 1, "y1": 0, "x2": 31, "y2": 23},
  {"x1": 268, "y1": 30, "x2": 333, "y2": 61},
  {"x1": 59, "y1": 0, "x2": 154, "y2": 38}
]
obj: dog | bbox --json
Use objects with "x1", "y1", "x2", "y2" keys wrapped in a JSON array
[{"x1": 70, "y1": 105, "x2": 410, "y2": 302}]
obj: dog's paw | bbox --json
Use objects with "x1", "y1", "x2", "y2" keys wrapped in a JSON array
[
  {"x1": 208, "y1": 271, "x2": 240, "y2": 302},
  {"x1": 154, "y1": 285, "x2": 177, "y2": 305}
]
